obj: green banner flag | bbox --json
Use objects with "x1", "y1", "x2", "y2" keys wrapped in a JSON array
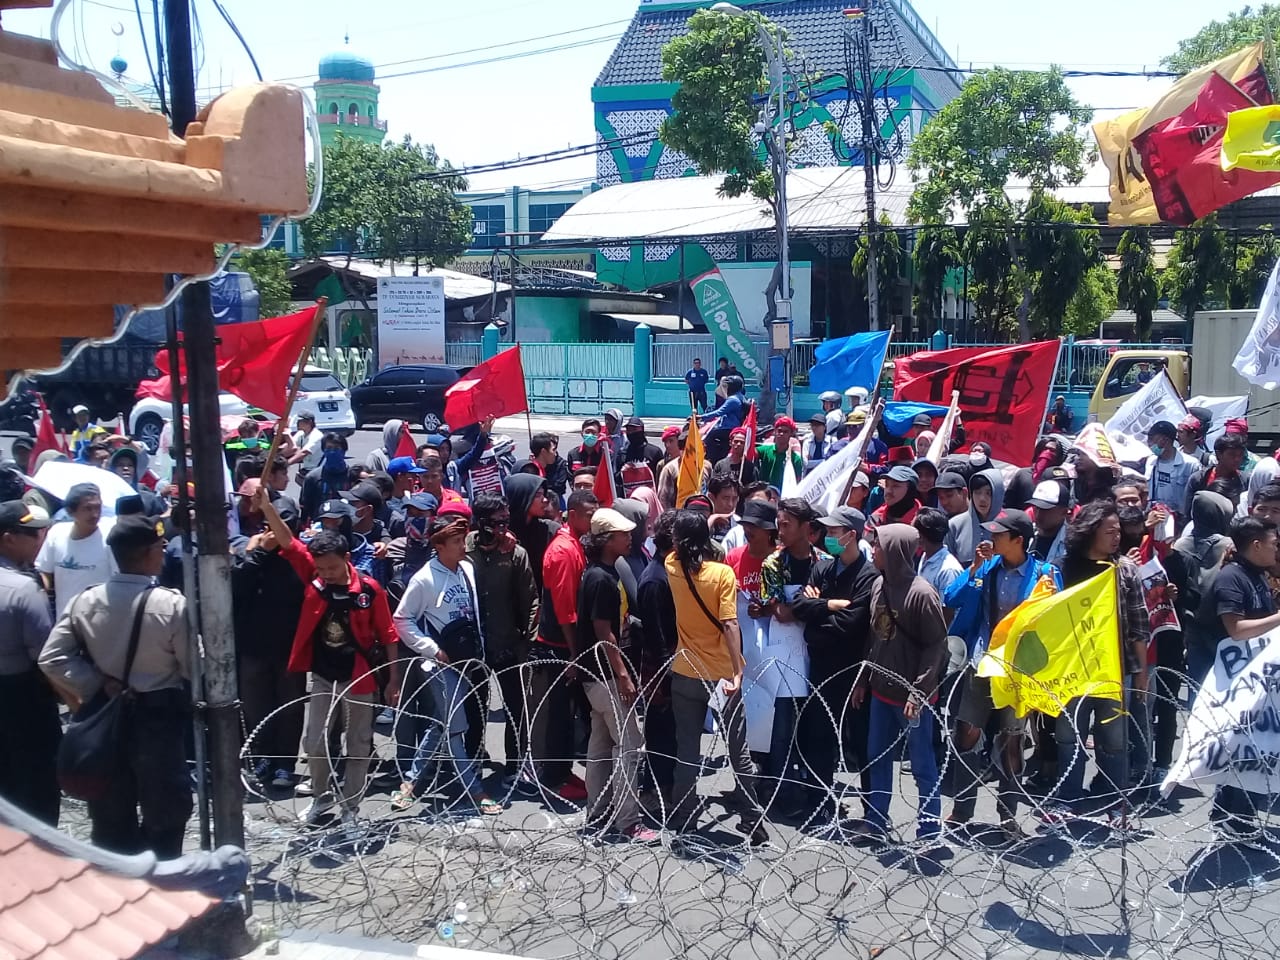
[{"x1": 690, "y1": 268, "x2": 763, "y2": 381}]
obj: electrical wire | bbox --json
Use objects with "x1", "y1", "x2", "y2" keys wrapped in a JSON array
[
  {"x1": 133, "y1": 0, "x2": 168, "y2": 116},
  {"x1": 209, "y1": 0, "x2": 262, "y2": 82}
]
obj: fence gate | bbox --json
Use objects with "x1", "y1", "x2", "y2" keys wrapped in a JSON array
[{"x1": 518, "y1": 342, "x2": 634, "y2": 416}]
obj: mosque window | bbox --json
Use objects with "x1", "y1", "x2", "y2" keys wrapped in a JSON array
[
  {"x1": 349, "y1": 103, "x2": 360, "y2": 118},
  {"x1": 328, "y1": 102, "x2": 338, "y2": 115}
]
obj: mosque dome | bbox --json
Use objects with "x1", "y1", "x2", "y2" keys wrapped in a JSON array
[{"x1": 318, "y1": 50, "x2": 375, "y2": 83}]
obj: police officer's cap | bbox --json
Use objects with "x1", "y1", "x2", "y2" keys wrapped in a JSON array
[{"x1": 107, "y1": 513, "x2": 166, "y2": 550}]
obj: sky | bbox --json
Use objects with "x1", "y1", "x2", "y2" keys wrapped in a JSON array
[{"x1": 4, "y1": 0, "x2": 1238, "y2": 194}]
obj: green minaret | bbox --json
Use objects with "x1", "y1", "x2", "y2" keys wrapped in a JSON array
[{"x1": 315, "y1": 36, "x2": 385, "y2": 147}]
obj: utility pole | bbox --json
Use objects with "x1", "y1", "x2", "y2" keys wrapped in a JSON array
[
  {"x1": 164, "y1": 0, "x2": 244, "y2": 849},
  {"x1": 847, "y1": 5, "x2": 879, "y2": 330}
]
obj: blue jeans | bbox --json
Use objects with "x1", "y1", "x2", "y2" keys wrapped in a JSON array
[
  {"x1": 407, "y1": 665, "x2": 481, "y2": 797},
  {"x1": 867, "y1": 696, "x2": 941, "y2": 839},
  {"x1": 763, "y1": 696, "x2": 804, "y2": 811}
]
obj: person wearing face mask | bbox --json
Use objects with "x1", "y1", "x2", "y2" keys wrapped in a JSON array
[
  {"x1": 790, "y1": 506, "x2": 879, "y2": 825},
  {"x1": 466, "y1": 493, "x2": 539, "y2": 795},
  {"x1": 1144, "y1": 420, "x2": 1197, "y2": 530},
  {"x1": 567, "y1": 419, "x2": 607, "y2": 472},
  {"x1": 504, "y1": 474, "x2": 560, "y2": 593},
  {"x1": 223, "y1": 418, "x2": 264, "y2": 472},
  {"x1": 300, "y1": 434, "x2": 351, "y2": 525}
]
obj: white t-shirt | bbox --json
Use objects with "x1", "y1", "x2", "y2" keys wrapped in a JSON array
[
  {"x1": 295, "y1": 427, "x2": 325, "y2": 472},
  {"x1": 36, "y1": 522, "x2": 117, "y2": 618}
]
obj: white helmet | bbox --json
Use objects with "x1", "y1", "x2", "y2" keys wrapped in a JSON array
[{"x1": 845, "y1": 386, "x2": 870, "y2": 402}]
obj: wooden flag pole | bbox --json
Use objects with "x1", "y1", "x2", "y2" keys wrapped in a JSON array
[
  {"x1": 737, "y1": 400, "x2": 754, "y2": 485},
  {"x1": 261, "y1": 298, "x2": 327, "y2": 471},
  {"x1": 835, "y1": 396, "x2": 886, "y2": 508}
]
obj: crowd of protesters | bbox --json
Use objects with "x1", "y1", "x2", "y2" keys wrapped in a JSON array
[{"x1": 2, "y1": 392, "x2": 1278, "y2": 859}]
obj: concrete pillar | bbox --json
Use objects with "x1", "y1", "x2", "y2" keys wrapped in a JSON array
[
  {"x1": 633, "y1": 323, "x2": 652, "y2": 417},
  {"x1": 482, "y1": 322, "x2": 500, "y2": 361}
]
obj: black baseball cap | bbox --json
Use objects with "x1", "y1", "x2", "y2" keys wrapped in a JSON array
[
  {"x1": 808, "y1": 412, "x2": 826, "y2": 425},
  {"x1": 318, "y1": 499, "x2": 356, "y2": 521},
  {"x1": 107, "y1": 513, "x2": 166, "y2": 550},
  {"x1": 818, "y1": 506, "x2": 866, "y2": 536},
  {"x1": 1028, "y1": 480, "x2": 1070, "y2": 510},
  {"x1": 934, "y1": 472, "x2": 967, "y2": 490},
  {"x1": 0, "y1": 500, "x2": 51, "y2": 532},
  {"x1": 739, "y1": 500, "x2": 777, "y2": 531},
  {"x1": 982, "y1": 509, "x2": 1035, "y2": 541},
  {"x1": 886, "y1": 465, "x2": 919, "y2": 484},
  {"x1": 342, "y1": 481, "x2": 384, "y2": 510}
]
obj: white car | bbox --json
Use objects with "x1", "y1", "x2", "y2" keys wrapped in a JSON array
[
  {"x1": 289, "y1": 366, "x2": 356, "y2": 436},
  {"x1": 129, "y1": 392, "x2": 249, "y2": 453}
]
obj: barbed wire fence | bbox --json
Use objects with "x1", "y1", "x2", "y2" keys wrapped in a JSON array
[{"x1": 216, "y1": 652, "x2": 1280, "y2": 958}]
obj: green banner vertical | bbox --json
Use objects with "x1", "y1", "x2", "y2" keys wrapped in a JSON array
[{"x1": 690, "y1": 267, "x2": 763, "y2": 381}]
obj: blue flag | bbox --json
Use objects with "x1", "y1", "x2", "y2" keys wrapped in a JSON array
[
  {"x1": 809, "y1": 331, "x2": 892, "y2": 394},
  {"x1": 881, "y1": 401, "x2": 950, "y2": 435}
]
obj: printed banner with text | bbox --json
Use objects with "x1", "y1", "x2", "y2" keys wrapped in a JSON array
[
  {"x1": 892, "y1": 340, "x2": 1060, "y2": 467},
  {"x1": 1163, "y1": 628, "x2": 1280, "y2": 798},
  {"x1": 689, "y1": 268, "x2": 764, "y2": 383}
]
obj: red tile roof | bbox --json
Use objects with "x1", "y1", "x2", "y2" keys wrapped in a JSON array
[{"x1": 0, "y1": 824, "x2": 220, "y2": 960}]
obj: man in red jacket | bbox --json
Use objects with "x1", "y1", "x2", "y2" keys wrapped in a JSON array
[{"x1": 255, "y1": 486, "x2": 400, "y2": 827}]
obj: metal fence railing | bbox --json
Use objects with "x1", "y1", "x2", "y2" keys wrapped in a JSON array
[
  {"x1": 651, "y1": 338, "x2": 772, "y2": 380},
  {"x1": 309, "y1": 347, "x2": 373, "y2": 387},
  {"x1": 445, "y1": 341, "x2": 483, "y2": 369}
]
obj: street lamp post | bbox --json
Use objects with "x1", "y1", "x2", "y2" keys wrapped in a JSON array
[{"x1": 712, "y1": 2, "x2": 793, "y2": 416}]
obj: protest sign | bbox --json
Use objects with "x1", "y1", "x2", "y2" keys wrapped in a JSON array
[
  {"x1": 1104, "y1": 370, "x2": 1188, "y2": 445},
  {"x1": 1163, "y1": 628, "x2": 1280, "y2": 797},
  {"x1": 1138, "y1": 556, "x2": 1180, "y2": 637}
]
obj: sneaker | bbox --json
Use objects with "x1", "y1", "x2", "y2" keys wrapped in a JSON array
[
  {"x1": 271, "y1": 769, "x2": 294, "y2": 789},
  {"x1": 999, "y1": 819, "x2": 1029, "y2": 846},
  {"x1": 737, "y1": 817, "x2": 769, "y2": 847},
  {"x1": 375, "y1": 708, "x2": 394, "y2": 726},
  {"x1": 499, "y1": 772, "x2": 518, "y2": 795},
  {"x1": 299, "y1": 795, "x2": 337, "y2": 825},
  {"x1": 294, "y1": 779, "x2": 314, "y2": 797},
  {"x1": 558, "y1": 779, "x2": 588, "y2": 803},
  {"x1": 622, "y1": 823, "x2": 660, "y2": 844},
  {"x1": 515, "y1": 773, "x2": 540, "y2": 798}
]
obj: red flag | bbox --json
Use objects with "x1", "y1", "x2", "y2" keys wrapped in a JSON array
[
  {"x1": 741, "y1": 401, "x2": 758, "y2": 461},
  {"x1": 138, "y1": 303, "x2": 322, "y2": 416},
  {"x1": 1136, "y1": 69, "x2": 1280, "y2": 225},
  {"x1": 394, "y1": 421, "x2": 418, "y2": 458},
  {"x1": 593, "y1": 443, "x2": 616, "y2": 508},
  {"x1": 893, "y1": 341, "x2": 1060, "y2": 467},
  {"x1": 31, "y1": 395, "x2": 65, "y2": 461},
  {"x1": 443, "y1": 346, "x2": 529, "y2": 428}
]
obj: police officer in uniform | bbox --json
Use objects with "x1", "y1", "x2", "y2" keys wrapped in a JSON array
[{"x1": 40, "y1": 514, "x2": 193, "y2": 857}]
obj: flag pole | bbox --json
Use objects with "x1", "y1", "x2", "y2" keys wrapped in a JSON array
[
  {"x1": 835, "y1": 396, "x2": 886, "y2": 508},
  {"x1": 261, "y1": 299, "x2": 327, "y2": 472},
  {"x1": 1114, "y1": 562, "x2": 1132, "y2": 934},
  {"x1": 738, "y1": 401, "x2": 754, "y2": 485}
]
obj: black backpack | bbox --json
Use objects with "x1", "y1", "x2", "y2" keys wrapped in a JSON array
[{"x1": 1171, "y1": 537, "x2": 1227, "y2": 633}]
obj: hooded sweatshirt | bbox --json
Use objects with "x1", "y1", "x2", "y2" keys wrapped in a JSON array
[
  {"x1": 611, "y1": 498, "x2": 650, "y2": 607},
  {"x1": 366, "y1": 419, "x2": 405, "y2": 473},
  {"x1": 864, "y1": 524, "x2": 947, "y2": 705},
  {"x1": 945, "y1": 467, "x2": 1005, "y2": 565},
  {"x1": 1167, "y1": 491, "x2": 1235, "y2": 645},
  {"x1": 504, "y1": 474, "x2": 560, "y2": 592},
  {"x1": 465, "y1": 529, "x2": 539, "y2": 668}
]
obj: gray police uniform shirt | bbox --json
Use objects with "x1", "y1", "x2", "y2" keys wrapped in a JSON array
[
  {"x1": 39, "y1": 573, "x2": 191, "y2": 702},
  {"x1": 0, "y1": 557, "x2": 52, "y2": 676}
]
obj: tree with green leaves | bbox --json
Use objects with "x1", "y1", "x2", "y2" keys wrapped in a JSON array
[
  {"x1": 1163, "y1": 4, "x2": 1280, "y2": 73},
  {"x1": 1116, "y1": 229, "x2": 1159, "y2": 341},
  {"x1": 228, "y1": 248, "x2": 293, "y2": 318},
  {"x1": 1230, "y1": 226, "x2": 1280, "y2": 308},
  {"x1": 912, "y1": 226, "x2": 959, "y2": 334},
  {"x1": 962, "y1": 201, "x2": 1019, "y2": 340},
  {"x1": 300, "y1": 133, "x2": 471, "y2": 269},
  {"x1": 852, "y1": 213, "x2": 904, "y2": 329},
  {"x1": 1163, "y1": 215, "x2": 1230, "y2": 322},
  {"x1": 1064, "y1": 264, "x2": 1118, "y2": 337},
  {"x1": 905, "y1": 67, "x2": 1094, "y2": 339},
  {"x1": 1021, "y1": 192, "x2": 1102, "y2": 339}
]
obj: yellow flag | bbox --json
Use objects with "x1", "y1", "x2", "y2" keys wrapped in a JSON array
[
  {"x1": 1222, "y1": 104, "x2": 1280, "y2": 172},
  {"x1": 676, "y1": 412, "x2": 704, "y2": 508},
  {"x1": 1093, "y1": 42, "x2": 1267, "y2": 224},
  {"x1": 978, "y1": 568, "x2": 1122, "y2": 718}
]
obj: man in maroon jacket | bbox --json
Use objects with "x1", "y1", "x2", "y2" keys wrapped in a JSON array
[{"x1": 256, "y1": 486, "x2": 400, "y2": 827}]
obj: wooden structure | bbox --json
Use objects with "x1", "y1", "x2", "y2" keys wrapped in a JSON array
[{"x1": 0, "y1": 0, "x2": 308, "y2": 373}]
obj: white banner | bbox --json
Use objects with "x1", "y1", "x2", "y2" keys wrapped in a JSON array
[
  {"x1": 1232, "y1": 255, "x2": 1280, "y2": 389},
  {"x1": 1163, "y1": 629, "x2": 1280, "y2": 798},
  {"x1": 926, "y1": 391, "x2": 960, "y2": 466},
  {"x1": 1103, "y1": 369, "x2": 1188, "y2": 444},
  {"x1": 1187, "y1": 394, "x2": 1250, "y2": 445},
  {"x1": 376, "y1": 275, "x2": 446, "y2": 368},
  {"x1": 797, "y1": 413, "x2": 874, "y2": 514}
]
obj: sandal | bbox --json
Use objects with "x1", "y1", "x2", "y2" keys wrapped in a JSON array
[
  {"x1": 476, "y1": 795, "x2": 502, "y2": 816},
  {"x1": 390, "y1": 782, "x2": 416, "y2": 812}
]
